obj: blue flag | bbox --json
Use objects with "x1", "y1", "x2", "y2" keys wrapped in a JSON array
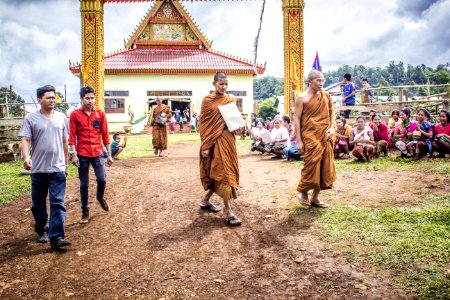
[{"x1": 312, "y1": 51, "x2": 321, "y2": 71}]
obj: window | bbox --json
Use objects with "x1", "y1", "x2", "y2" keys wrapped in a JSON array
[
  {"x1": 209, "y1": 90, "x2": 247, "y2": 97},
  {"x1": 147, "y1": 90, "x2": 192, "y2": 97},
  {"x1": 104, "y1": 91, "x2": 129, "y2": 97},
  {"x1": 104, "y1": 98, "x2": 125, "y2": 113},
  {"x1": 236, "y1": 98, "x2": 243, "y2": 112}
]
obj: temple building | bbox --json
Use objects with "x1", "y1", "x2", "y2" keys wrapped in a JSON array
[{"x1": 70, "y1": 1, "x2": 265, "y2": 132}]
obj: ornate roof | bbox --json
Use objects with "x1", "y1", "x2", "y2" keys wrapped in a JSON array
[
  {"x1": 70, "y1": 48, "x2": 265, "y2": 75},
  {"x1": 70, "y1": 1, "x2": 265, "y2": 76}
]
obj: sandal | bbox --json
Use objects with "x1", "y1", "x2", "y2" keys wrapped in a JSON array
[
  {"x1": 297, "y1": 194, "x2": 310, "y2": 207},
  {"x1": 311, "y1": 201, "x2": 329, "y2": 208},
  {"x1": 225, "y1": 215, "x2": 242, "y2": 226},
  {"x1": 199, "y1": 203, "x2": 222, "y2": 213}
]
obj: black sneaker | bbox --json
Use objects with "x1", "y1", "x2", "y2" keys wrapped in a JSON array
[
  {"x1": 98, "y1": 198, "x2": 109, "y2": 211},
  {"x1": 51, "y1": 237, "x2": 71, "y2": 251},
  {"x1": 80, "y1": 211, "x2": 89, "y2": 224},
  {"x1": 37, "y1": 232, "x2": 49, "y2": 243}
]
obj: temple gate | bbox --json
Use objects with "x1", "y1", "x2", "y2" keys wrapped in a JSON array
[{"x1": 80, "y1": 0, "x2": 304, "y2": 115}]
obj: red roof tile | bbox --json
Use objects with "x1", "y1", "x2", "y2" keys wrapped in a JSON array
[{"x1": 102, "y1": 48, "x2": 265, "y2": 75}]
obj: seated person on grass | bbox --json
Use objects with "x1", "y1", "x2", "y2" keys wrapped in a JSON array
[
  {"x1": 392, "y1": 107, "x2": 416, "y2": 157},
  {"x1": 267, "y1": 118, "x2": 289, "y2": 158},
  {"x1": 334, "y1": 115, "x2": 351, "y2": 159},
  {"x1": 406, "y1": 108, "x2": 433, "y2": 160},
  {"x1": 369, "y1": 113, "x2": 391, "y2": 157},
  {"x1": 349, "y1": 116, "x2": 375, "y2": 162},
  {"x1": 250, "y1": 119, "x2": 270, "y2": 154},
  {"x1": 433, "y1": 109, "x2": 450, "y2": 158},
  {"x1": 110, "y1": 133, "x2": 127, "y2": 159}
]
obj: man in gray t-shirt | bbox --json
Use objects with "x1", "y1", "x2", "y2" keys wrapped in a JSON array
[{"x1": 19, "y1": 85, "x2": 71, "y2": 251}]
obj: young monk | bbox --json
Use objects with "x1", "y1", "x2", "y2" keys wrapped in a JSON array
[
  {"x1": 433, "y1": 110, "x2": 450, "y2": 157},
  {"x1": 350, "y1": 116, "x2": 375, "y2": 162},
  {"x1": 151, "y1": 96, "x2": 171, "y2": 157},
  {"x1": 198, "y1": 72, "x2": 242, "y2": 226},
  {"x1": 295, "y1": 70, "x2": 336, "y2": 208}
]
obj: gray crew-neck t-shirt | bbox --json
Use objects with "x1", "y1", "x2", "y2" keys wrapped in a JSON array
[{"x1": 19, "y1": 110, "x2": 68, "y2": 173}]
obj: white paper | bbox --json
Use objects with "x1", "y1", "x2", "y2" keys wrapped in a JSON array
[
  {"x1": 260, "y1": 131, "x2": 272, "y2": 144},
  {"x1": 218, "y1": 102, "x2": 246, "y2": 132}
]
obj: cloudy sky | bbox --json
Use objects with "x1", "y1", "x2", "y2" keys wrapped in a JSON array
[{"x1": 0, "y1": 0, "x2": 448, "y2": 103}]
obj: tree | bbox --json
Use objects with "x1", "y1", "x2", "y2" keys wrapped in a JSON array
[
  {"x1": 54, "y1": 92, "x2": 70, "y2": 116},
  {"x1": 0, "y1": 86, "x2": 25, "y2": 117},
  {"x1": 257, "y1": 98, "x2": 277, "y2": 121},
  {"x1": 253, "y1": 76, "x2": 284, "y2": 100}
]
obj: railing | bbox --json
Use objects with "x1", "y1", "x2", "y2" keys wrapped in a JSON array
[{"x1": 329, "y1": 84, "x2": 450, "y2": 122}]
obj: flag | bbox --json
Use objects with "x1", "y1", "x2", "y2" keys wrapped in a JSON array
[
  {"x1": 289, "y1": 50, "x2": 301, "y2": 95},
  {"x1": 312, "y1": 51, "x2": 321, "y2": 71},
  {"x1": 55, "y1": 94, "x2": 62, "y2": 103}
]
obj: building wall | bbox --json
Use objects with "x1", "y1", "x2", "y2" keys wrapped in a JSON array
[{"x1": 104, "y1": 73, "x2": 254, "y2": 132}]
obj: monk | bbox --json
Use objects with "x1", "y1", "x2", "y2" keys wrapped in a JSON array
[
  {"x1": 199, "y1": 72, "x2": 242, "y2": 226},
  {"x1": 295, "y1": 70, "x2": 336, "y2": 208},
  {"x1": 151, "y1": 96, "x2": 171, "y2": 157}
]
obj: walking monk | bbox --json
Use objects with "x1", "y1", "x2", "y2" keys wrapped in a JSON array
[
  {"x1": 151, "y1": 96, "x2": 171, "y2": 157},
  {"x1": 198, "y1": 72, "x2": 242, "y2": 226},
  {"x1": 295, "y1": 70, "x2": 336, "y2": 208}
]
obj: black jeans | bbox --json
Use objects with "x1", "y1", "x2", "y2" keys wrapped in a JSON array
[
  {"x1": 343, "y1": 104, "x2": 355, "y2": 119},
  {"x1": 78, "y1": 155, "x2": 106, "y2": 213}
]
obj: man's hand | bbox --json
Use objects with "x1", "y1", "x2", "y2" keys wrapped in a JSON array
[
  {"x1": 326, "y1": 127, "x2": 335, "y2": 140},
  {"x1": 23, "y1": 158, "x2": 32, "y2": 170},
  {"x1": 107, "y1": 154, "x2": 113, "y2": 166},
  {"x1": 65, "y1": 166, "x2": 69, "y2": 176},
  {"x1": 296, "y1": 140, "x2": 304, "y2": 154},
  {"x1": 71, "y1": 154, "x2": 79, "y2": 167},
  {"x1": 201, "y1": 150, "x2": 210, "y2": 158}
]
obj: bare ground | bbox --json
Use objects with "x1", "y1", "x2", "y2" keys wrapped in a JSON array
[{"x1": 1, "y1": 142, "x2": 447, "y2": 299}]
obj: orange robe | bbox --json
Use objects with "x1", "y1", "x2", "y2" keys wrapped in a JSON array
[
  {"x1": 297, "y1": 90, "x2": 336, "y2": 193},
  {"x1": 199, "y1": 92, "x2": 239, "y2": 200},
  {"x1": 151, "y1": 104, "x2": 171, "y2": 150}
]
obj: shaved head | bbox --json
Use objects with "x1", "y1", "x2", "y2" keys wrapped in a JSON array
[{"x1": 307, "y1": 69, "x2": 323, "y2": 81}]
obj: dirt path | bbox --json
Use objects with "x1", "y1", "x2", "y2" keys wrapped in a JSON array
[{"x1": 0, "y1": 143, "x2": 424, "y2": 299}]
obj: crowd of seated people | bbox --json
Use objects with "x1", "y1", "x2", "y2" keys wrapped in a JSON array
[{"x1": 249, "y1": 108, "x2": 450, "y2": 162}]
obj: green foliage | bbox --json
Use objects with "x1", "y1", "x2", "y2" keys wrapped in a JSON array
[
  {"x1": 54, "y1": 91, "x2": 70, "y2": 115},
  {"x1": 257, "y1": 98, "x2": 278, "y2": 121},
  {"x1": 316, "y1": 200, "x2": 450, "y2": 299},
  {"x1": 253, "y1": 76, "x2": 284, "y2": 100},
  {"x1": 0, "y1": 86, "x2": 25, "y2": 117}
]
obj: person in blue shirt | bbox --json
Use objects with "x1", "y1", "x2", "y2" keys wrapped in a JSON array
[
  {"x1": 342, "y1": 73, "x2": 356, "y2": 118},
  {"x1": 110, "y1": 133, "x2": 127, "y2": 159}
]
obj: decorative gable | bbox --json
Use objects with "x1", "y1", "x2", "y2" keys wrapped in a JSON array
[{"x1": 126, "y1": 1, "x2": 209, "y2": 50}]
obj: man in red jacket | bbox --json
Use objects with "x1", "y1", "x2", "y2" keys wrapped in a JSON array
[{"x1": 69, "y1": 86, "x2": 112, "y2": 224}]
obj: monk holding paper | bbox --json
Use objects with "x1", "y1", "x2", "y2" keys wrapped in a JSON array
[
  {"x1": 295, "y1": 70, "x2": 336, "y2": 208},
  {"x1": 199, "y1": 72, "x2": 242, "y2": 226},
  {"x1": 151, "y1": 96, "x2": 171, "y2": 157}
]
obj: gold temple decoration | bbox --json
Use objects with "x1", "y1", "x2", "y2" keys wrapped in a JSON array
[
  {"x1": 282, "y1": 0, "x2": 305, "y2": 116},
  {"x1": 80, "y1": 0, "x2": 105, "y2": 110},
  {"x1": 79, "y1": 0, "x2": 305, "y2": 113}
]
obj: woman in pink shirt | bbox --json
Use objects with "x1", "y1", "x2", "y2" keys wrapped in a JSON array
[
  {"x1": 433, "y1": 109, "x2": 450, "y2": 158},
  {"x1": 369, "y1": 113, "x2": 391, "y2": 157}
]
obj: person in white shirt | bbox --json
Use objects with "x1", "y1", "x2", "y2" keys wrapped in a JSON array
[
  {"x1": 250, "y1": 119, "x2": 270, "y2": 154},
  {"x1": 267, "y1": 118, "x2": 289, "y2": 158}
]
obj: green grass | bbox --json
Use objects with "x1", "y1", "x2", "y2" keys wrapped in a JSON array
[
  {"x1": 285, "y1": 155, "x2": 450, "y2": 174},
  {"x1": 0, "y1": 161, "x2": 78, "y2": 204},
  {"x1": 315, "y1": 197, "x2": 450, "y2": 299}
]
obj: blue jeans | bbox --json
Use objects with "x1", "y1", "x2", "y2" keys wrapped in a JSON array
[
  {"x1": 31, "y1": 172, "x2": 66, "y2": 243},
  {"x1": 78, "y1": 155, "x2": 107, "y2": 213}
]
